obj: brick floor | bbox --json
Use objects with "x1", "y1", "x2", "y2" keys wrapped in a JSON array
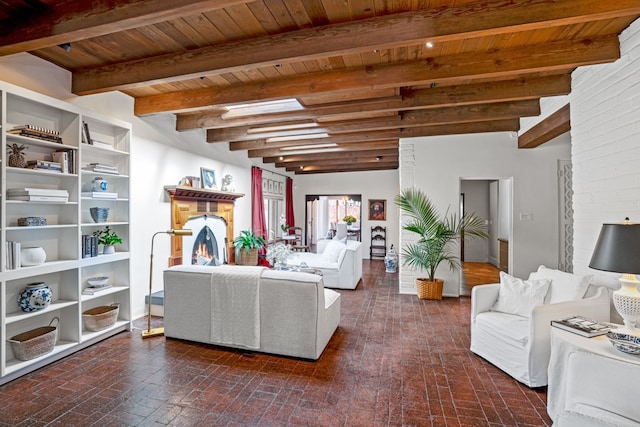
[{"x1": 0, "y1": 260, "x2": 550, "y2": 426}]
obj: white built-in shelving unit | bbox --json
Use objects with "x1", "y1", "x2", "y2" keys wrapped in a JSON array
[{"x1": 0, "y1": 81, "x2": 131, "y2": 384}]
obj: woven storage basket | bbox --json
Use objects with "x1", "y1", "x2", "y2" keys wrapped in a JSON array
[
  {"x1": 83, "y1": 304, "x2": 119, "y2": 331},
  {"x1": 9, "y1": 317, "x2": 59, "y2": 361},
  {"x1": 416, "y1": 279, "x2": 444, "y2": 300}
]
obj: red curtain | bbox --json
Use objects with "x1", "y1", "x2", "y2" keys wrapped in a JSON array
[
  {"x1": 251, "y1": 167, "x2": 267, "y2": 251},
  {"x1": 286, "y1": 177, "x2": 295, "y2": 228}
]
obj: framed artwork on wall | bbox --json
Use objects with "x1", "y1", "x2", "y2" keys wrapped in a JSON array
[
  {"x1": 262, "y1": 179, "x2": 267, "y2": 192},
  {"x1": 368, "y1": 199, "x2": 386, "y2": 221},
  {"x1": 279, "y1": 181, "x2": 284, "y2": 195},
  {"x1": 201, "y1": 167, "x2": 217, "y2": 189},
  {"x1": 268, "y1": 179, "x2": 274, "y2": 194}
]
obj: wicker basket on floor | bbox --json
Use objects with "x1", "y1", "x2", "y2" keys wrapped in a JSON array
[
  {"x1": 9, "y1": 317, "x2": 59, "y2": 361},
  {"x1": 83, "y1": 304, "x2": 119, "y2": 331},
  {"x1": 416, "y1": 279, "x2": 444, "y2": 300}
]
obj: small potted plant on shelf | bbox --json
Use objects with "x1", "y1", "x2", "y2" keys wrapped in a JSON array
[
  {"x1": 395, "y1": 188, "x2": 487, "y2": 300},
  {"x1": 92, "y1": 226, "x2": 123, "y2": 255},
  {"x1": 233, "y1": 229, "x2": 266, "y2": 266}
]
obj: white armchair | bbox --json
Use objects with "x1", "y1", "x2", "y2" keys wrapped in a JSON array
[{"x1": 470, "y1": 267, "x2": 610, "y2": 387}]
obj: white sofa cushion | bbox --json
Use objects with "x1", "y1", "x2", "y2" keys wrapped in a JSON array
[
  {"x1": 492, "y1": 271, "x2": 550, "y2": 318},
  {"x1": 476, "y1": 311, "x2": 530, "y2": 346},
  {"x1": 322, "y1": 240, "x2": 346, "y2": 263},
  {"x1": 530, "y1": 265, "x2": 591, "y2": 304}
]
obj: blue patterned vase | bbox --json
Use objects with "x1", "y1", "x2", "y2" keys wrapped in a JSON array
[
  {"x1": 18, "y1": 283, "x2": 52, "y2": 312},
  {"x1": 384, "y1": 244, "x2": 399, "y2": 273}
]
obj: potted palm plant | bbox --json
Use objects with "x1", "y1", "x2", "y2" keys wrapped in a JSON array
[
  {"x1": 395, "y1": 188, "x2": 488, "y2": 300},
  {"x1": 233, "y1": 229, "x2": 266, "y2": 266}
]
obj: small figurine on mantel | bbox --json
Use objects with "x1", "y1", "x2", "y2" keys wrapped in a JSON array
[{"x1": 221, "y1": 174, "x2": 234, "y2": 192}]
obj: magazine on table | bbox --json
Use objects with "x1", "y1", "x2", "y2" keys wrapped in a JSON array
[{"x1": 551, "y1": 315, "x2": 614, "y2": 338}]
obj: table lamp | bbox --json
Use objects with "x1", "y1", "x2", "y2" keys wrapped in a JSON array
[
  {"x1": 142, "y1": 228, "x2": 192, "y2": 338},
  {"x1": 589, "y1": 218, "x2": 640, "y2": 330}
]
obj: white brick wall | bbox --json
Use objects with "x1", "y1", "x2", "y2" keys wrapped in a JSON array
[{"x1": 571, "y1": 18, "x2": 640, "y2": 291}]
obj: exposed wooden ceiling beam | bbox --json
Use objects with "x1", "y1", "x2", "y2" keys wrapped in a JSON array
[
  {"x1": 0, "y1": 0, "x2": 250, "y2": 56},
  {"x1": 263, "y1": 148, "x2": 399, "y2": 165},
  {"x1": 247, "y1": 141, "x2": 399, "y2": 158},
  {"x1": 230, "y1": 132, "x2": 401, "y2": 151},
  {"x1": 294, "y1": 163, "x2": 399, "y2": 174},
  {"x1": 518, "y1": 104, "x2": 571, "y2": 148},
  {"x1": 71, "y1": 0, "x2": 640, "y2": 95},
  {"x1": 401, "y1": 119, "x2": 521, "y2": 138},
  {"x1": 134, "y1": 36, "x2": 619, "y2": 115}
]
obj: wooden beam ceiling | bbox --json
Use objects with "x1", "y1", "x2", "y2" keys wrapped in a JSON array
[
  {"x1": 519, "y1": 104, "x2": 571, "y2": 148},
  {"x1": 2, "y1": 0, "x2": 637, "y2": 174}
]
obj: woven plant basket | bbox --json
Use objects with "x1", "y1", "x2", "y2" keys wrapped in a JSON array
[
  {"x1": 9, "y1": 317, "x2": 59, "y2": 361},
  {"x1": 236, "y1": 247, "x2": 258, "y2": 266},
  {"x1": 416, "y1": 278, "x2": 444, "y2": 300},
  {"x1": 83, "y1": 304, "x2": 119, "y2": 331}
]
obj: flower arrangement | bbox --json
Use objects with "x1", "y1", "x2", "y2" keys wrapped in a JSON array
[
  {"x1": 343, "y1": 215, "x2": 357, "y2": 224},
  {"x1": 280, "y1": 223, "x2": 290, "y2": 232},
  {"x1": 266, "y1": 242, "x2": 294, "y2": 267}
]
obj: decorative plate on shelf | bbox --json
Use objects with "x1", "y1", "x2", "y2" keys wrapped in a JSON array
[
  {"x1": 606, "y1": 331, "x2": 640, "y2": 355},
  {"x1": 86, "y1": 276, "x2": 109, "y2": 287}
]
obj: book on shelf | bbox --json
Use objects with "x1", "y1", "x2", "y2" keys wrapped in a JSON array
[
  {"x1": 82, "y1": 235, "x2": 99, "y2": 258},
  {"x1": 26, "y1": 159, "x2": 62, "y2": 172},
  {"x1": 92, "y1": 140, "x2": 113, "y2": 150},
  {"x1": 9, "y1": 125, "x2": 63, "y2": 144},
  {"x1": 551, "y1": 315, "x2": 614, "y2": 338},
  {"x1": 82, "y1": 191, "x2": 118, "y2": 199},
  {"x1": 7, "y1": 195, "x2": 68, "y2": 202},
  {"x1": 5, "y1": 241, "x2": 21, "y2": 270},
  {"x1": 83, "y1": 163, "x2": 119, "y2": 175},
  {"x1": 82, "y1": 121, "x2": 92, "y2": 145},
  {"x1": 8, "y1": 188, "x2": 69, "y2": 197},
  {"x1": 82, "y1": 284, "x2": 113, "y2": 295},
  {"x1": 51, "y1": 150, "x2": 75, "y2": 174}
]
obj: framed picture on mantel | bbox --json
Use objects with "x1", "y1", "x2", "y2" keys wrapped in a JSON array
[{"x1": 201, "y1": 167, "x2": 217, "y2": 190}]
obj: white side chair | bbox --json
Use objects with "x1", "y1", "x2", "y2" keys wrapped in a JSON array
[{"x1": 470, "y1": 266, "x2": 610, "y2": 387}]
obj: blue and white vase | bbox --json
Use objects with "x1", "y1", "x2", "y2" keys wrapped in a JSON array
[
  {"x1": 18, "y1": 283, "x2": 52, "y2": 312},
  {"x1": 385, "y1": 245, "x2": 399, "y2": 273}
]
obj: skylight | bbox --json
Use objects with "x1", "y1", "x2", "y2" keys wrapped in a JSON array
[{"x1": 222, "y1": 98, "x2": 303, "y2": 119}]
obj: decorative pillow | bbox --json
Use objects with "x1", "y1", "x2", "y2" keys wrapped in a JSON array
[
  {"x1": 322, "y1": 240, "x2": 346, "y2": 263},
  {"x1": 332, "y1": 236, "x2": 347, "y2": 244},
  {"x1": 530, "y1": 265, "x2": 591, "y2": 304},
  {"x1": 491, "y1": 271, "x2": 551, "y2": 318}
]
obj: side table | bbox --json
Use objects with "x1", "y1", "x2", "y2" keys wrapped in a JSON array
[{"x1": 548, "y1": 327, "x2": 640, "y2": 424}]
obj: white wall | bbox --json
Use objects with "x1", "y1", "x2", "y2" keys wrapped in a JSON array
[
  {"x1": 460, "y1": 180, "x2": 490, "y2": 262},
  {"x1": 294, "y1": 170, "x2": 400, "y2": 259},
  {"x1": 0, "y1": 53, "x2": 291, "y2": 319},
  {"x1": 399, "y1": 132, "x2": 570, "y2": 296},
  {"x1": 571, "y1": 18, "x2": 640, "y2": 294}
]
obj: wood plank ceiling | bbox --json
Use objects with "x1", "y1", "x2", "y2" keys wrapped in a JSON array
[{"x1": 2, "y1": 0, "x2": 640, "y2": 174}]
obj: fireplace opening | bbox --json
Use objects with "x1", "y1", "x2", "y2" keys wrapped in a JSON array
[{"x1": 182, "y1": 215, "x2": 228, "y2": 265}]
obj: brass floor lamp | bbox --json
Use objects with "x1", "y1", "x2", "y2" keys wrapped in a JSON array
[{"x1": 142, "y1": 228, "x2": 192, "y2": 338}]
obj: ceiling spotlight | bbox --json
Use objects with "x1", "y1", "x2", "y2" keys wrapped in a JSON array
[
  {"x1": 376, "y1": 156, "x2": 382, "y2": 161},
  {"x1": 58, "y1": 43, "x2": 71, "y2": 52},
  {"x1": 300, "y1": 166, "x2": 304, "y2": 170},
  {"x1": 279, "y1": 156, "x2": 284, "y2": 161},
  {"x1": 425, "y1": 41, "x2": 434, "y2": 48}
]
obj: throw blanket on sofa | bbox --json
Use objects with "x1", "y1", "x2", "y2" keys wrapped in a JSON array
[{"x1": 210, "y1": 265, "x2": 266, "y2": 349}]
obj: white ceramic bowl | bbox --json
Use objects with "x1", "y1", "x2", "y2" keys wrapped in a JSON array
[{"x1": 87, "y1": 276, "x2": 109, "y2": 286}]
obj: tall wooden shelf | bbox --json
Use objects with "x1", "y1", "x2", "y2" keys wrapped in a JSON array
[{"x1": 0, "y1": 81, "x2": 131, "y2": 384}]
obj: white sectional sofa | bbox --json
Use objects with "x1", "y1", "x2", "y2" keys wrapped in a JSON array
[
  {"x1": 163, "y1": 265, "x2": 341, "y2": 360},
  {"x1": 287, "y1": 239, "x2": 363, "y2": 289}
]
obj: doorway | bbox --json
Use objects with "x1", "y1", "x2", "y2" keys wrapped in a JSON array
[
  {"x1": 460, "y1": 178, "x2": 512, "y2": 295},
  {"x1": 305, "y1": 194, "x2": 361, "y2": 249}
]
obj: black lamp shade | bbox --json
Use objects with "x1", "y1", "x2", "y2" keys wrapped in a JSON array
[{"x1": 589, "y1": 223, "x2": 640, "y2": 274}]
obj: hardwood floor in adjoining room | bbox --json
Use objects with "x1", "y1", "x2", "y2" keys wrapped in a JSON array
[
  {"x1": 0, "y1": 260, "x2": 549, "y2": 426},
  {"x1": 462, "y1": 262, "x2": 501, "y2": 296}
]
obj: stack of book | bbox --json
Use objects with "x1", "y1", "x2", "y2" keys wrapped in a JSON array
[
  {"x1": 81, "y1": 235, "x2": 99, "y2": 258},
  {"x1": 551, "y1": 315, "x2": 614, "y2": 337},
  {"x1": 81, "y1": 191, "x2": 118, "y2": 199},
  {"x1": 26, "y1": 159, "x2": 62, "y2": 172},
  {"x1": 83, "y1": 163, "x2": 119, "y2": 175},
  {"x1": 82, "y1": 284, "x2": 112, "y2": 295},
  {"x1": 5, "y1": 241, "x2": 21, "y2": 270},
  {"x1": 51, "y1": 150, "x2": 76, "y2": 174},
  {"x1": 9, "y1": 125, "x2": 63, "y2": 144},
  {"x1": 7, "y1": 188, "x2": 69, "y2": 202}
]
